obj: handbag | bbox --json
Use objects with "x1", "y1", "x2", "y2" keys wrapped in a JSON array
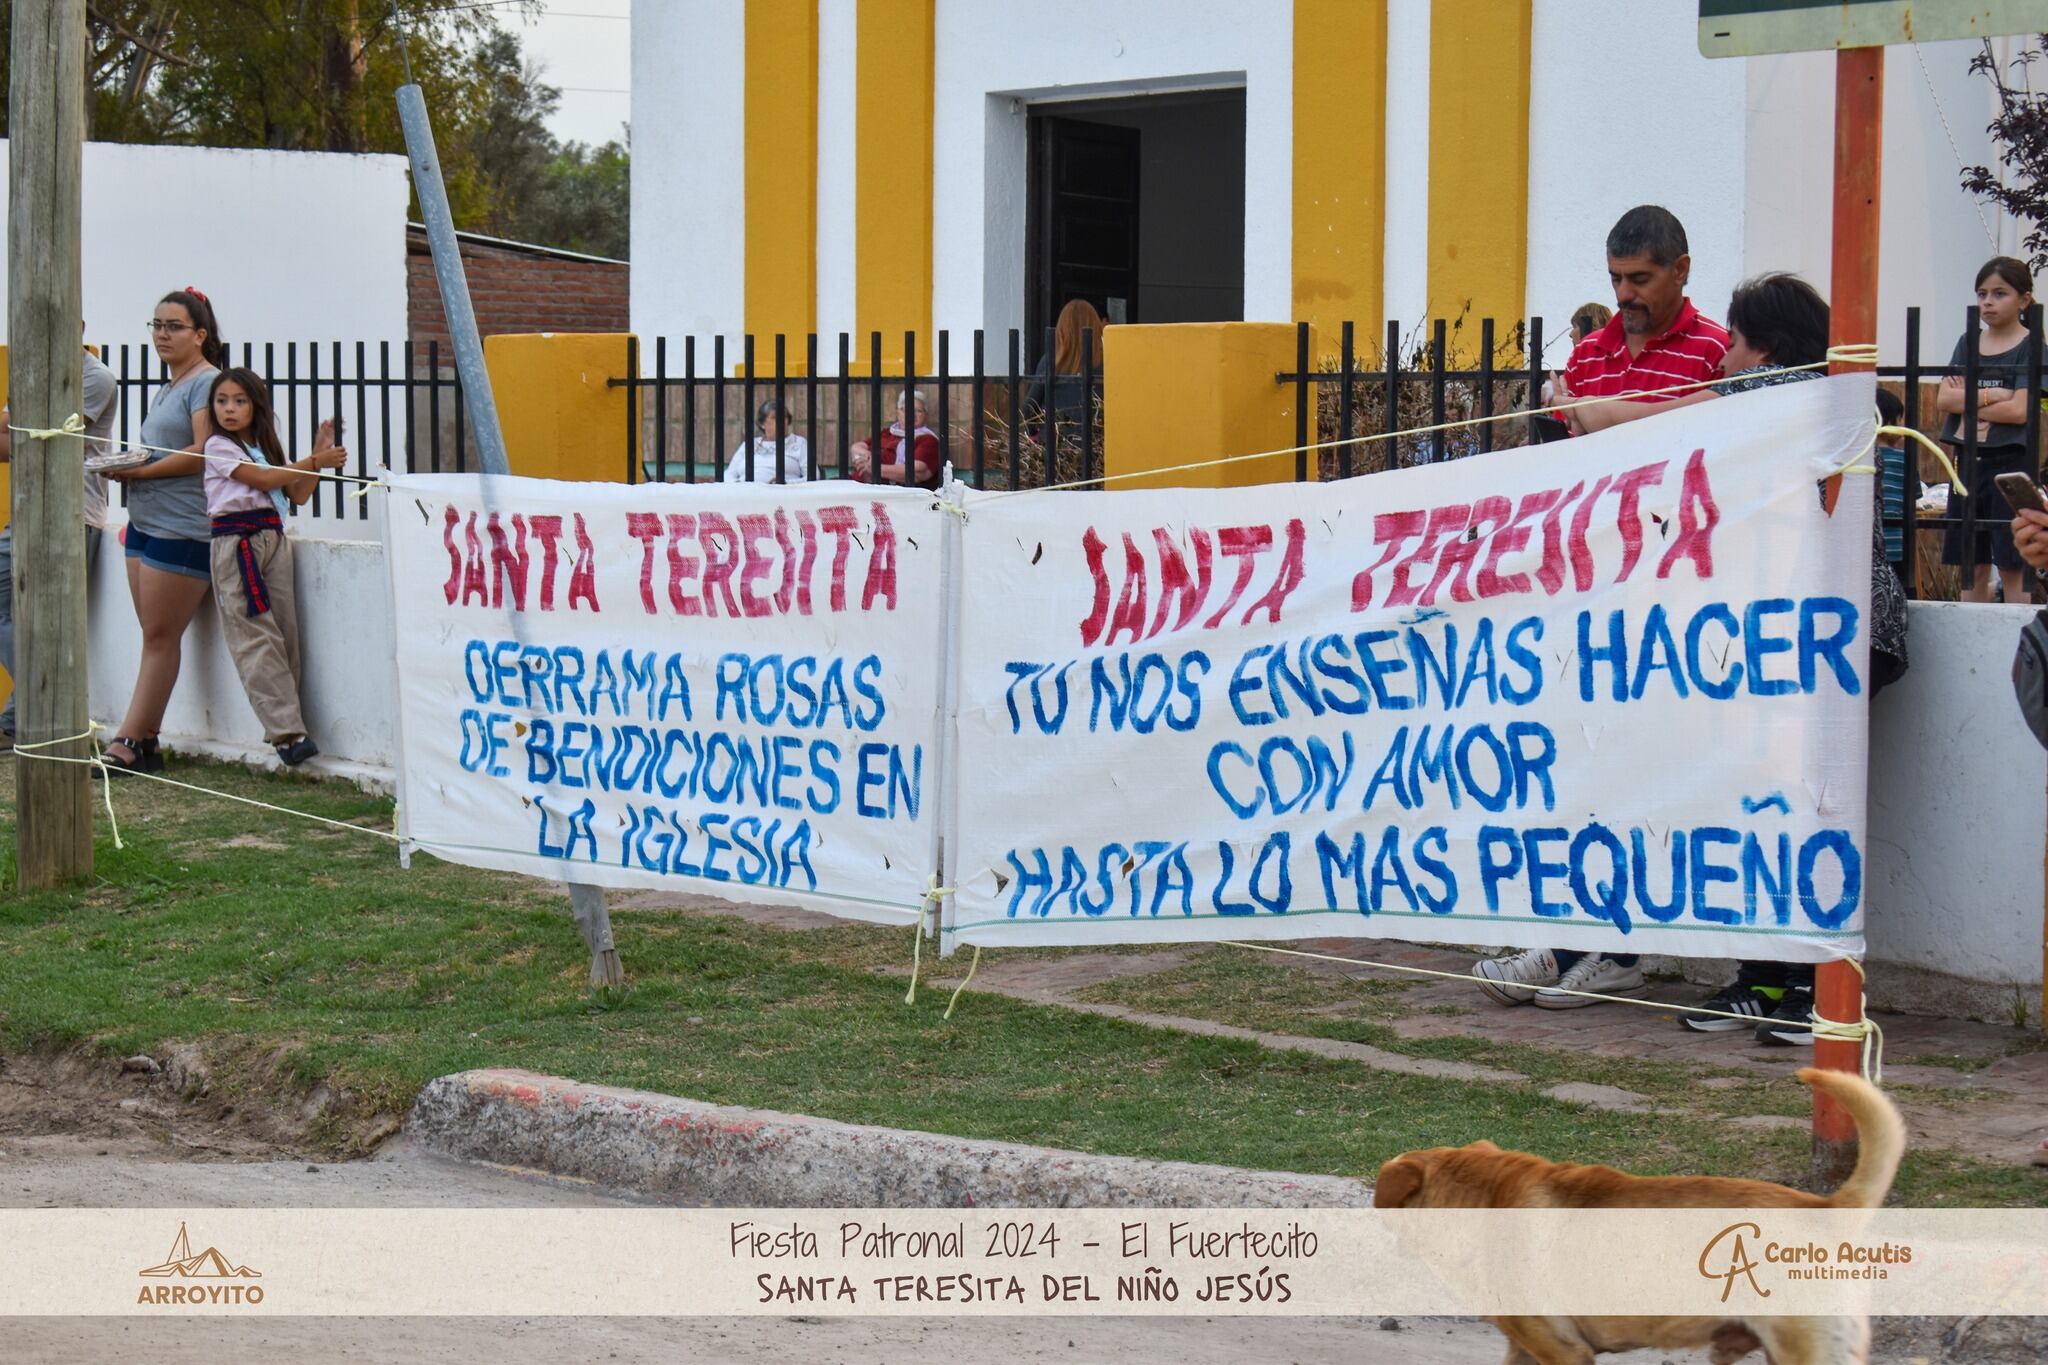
[{"x1": 2014, "y1": 610, "x2": 2048, "y2": 749}]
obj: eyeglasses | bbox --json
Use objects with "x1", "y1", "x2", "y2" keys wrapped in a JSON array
[{"x1": 145, "y1": 320, "x2": 194, "y2": 335}]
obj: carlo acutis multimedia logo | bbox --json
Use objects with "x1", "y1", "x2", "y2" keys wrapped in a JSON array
[{"x1": 136, "y1": 1221, "x2": 266, "y2": 1307}]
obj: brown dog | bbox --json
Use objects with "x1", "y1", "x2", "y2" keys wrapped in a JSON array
[{"x1": 1372, "y1": 1067, "x2": 1903, "y2": 1364}]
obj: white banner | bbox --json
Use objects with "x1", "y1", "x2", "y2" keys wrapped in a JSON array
[
  {"x1": 384, "y1": 475, "x2": 949, "y2": 925},
  {"x1": 946, "y1": 376, "x2": 1876, "y2": 960}
]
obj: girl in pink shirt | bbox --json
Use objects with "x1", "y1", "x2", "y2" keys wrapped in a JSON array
[{"x1": 202, "y1": 368, "x2": 347, "y2": 765}]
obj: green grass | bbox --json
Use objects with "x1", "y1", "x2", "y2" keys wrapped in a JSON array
[{"x1": 0, "y1": 760, "x2": 2040, "y2": 1207}]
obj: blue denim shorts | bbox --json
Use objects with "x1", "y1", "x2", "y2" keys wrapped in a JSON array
[{"x1": 123, "y1": 525, "x2": 212, "y2": 580}]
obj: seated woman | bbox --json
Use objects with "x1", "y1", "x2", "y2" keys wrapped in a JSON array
[
  {"x1": 723, "y1": 399, "x2": 810, "y2": 485},
  {"x1": 849, "y1": 389, "x2": 943, "y2": 490}
]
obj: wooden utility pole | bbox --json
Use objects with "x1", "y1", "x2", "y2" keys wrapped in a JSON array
[
  {"x1": 8, "y1": 0, "x2": 92, "y2": 887},
  {"x1": 1814, "y1": 43, "x2": 1884, "y2": 1186}
]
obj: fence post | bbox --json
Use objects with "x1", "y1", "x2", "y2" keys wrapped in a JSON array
[
  {"x1": 1815, "y1": 41, "x2": 1883, "y2": 1187},
  {"x1": 1477, "y1": 317, "x2": 1496, "y2": 456},
  {"x1": 1337, "y1": 321, "x2": 1355, "y2": 478},
  {"x1": 1901, "y1": 307, "x2": 1919, "y2": 595},
  {"x1": 1384, "y1": 319, "x2": 1401, "y2": 467},
  {"x1": 1429, "y1": 319, "x2": 1448, "y2": 463},
  {"x1": 655, "y1": 337, "x2": 669, "y2": 483},
  {"x1": 1294, "y1": 322, "x2": 1310, "y2": 482}
]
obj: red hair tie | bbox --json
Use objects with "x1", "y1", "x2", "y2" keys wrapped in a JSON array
[{"x1": 184, "y1": 285, "x2": 209, "y2": 305}]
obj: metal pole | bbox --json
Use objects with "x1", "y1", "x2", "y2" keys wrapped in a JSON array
[
  {"x1": 392, "y1": 44, "x2": 620, "y2": 986},
  {"x1": 7, "y1": 0, "x2": 91, "y2": 886},
  {"x1": 394, "y1": 86, "x2": 509, "y2": 474},
  {"x1": 1815, "y1": 43, "x2": 1884, "y2": 1186}
]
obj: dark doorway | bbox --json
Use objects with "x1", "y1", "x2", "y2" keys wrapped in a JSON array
[
  {"x1": 1024, "y1": 88, "x2": 1247, "y2": 364},
  {"x1": 1026, "y1": 115, "x2": 1140, "y2": 364}
]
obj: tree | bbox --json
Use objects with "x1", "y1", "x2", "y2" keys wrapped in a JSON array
[
  {"x1": 452, "y1": 28, "x2": 559, "y2": 240},
  {"x1": 0, "y1": 0, "x2": 628, "y2": 254},
  {"x1": 532, "y1": 133, "x2": 630, "y2": 261},
  {"x1": 1964, "y1": 38, "x2": 2048, "y2": 272}
]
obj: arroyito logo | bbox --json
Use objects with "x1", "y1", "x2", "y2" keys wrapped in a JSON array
[
  {"x1": 1699, "y1": 1221, "x2": 1912, "y2": 1303},
  {"x1": 136, "y1": 1221, "x2": 266, "y2": 1306}
]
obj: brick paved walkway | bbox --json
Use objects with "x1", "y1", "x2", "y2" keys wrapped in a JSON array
[{"x1": 623, "y1": 892, "x2": 2048, "y2": 1168}]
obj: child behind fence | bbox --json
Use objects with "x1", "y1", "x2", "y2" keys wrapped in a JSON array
[{"x1": 201, "y1": 368, "x2": 348, "y2": 767}]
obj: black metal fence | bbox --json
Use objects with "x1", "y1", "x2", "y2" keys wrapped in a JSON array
[
  {"x1": 1275, "y1": 308, "x2": 2048, "y2": 601},
  {"x1": 102, "y1": 341, "x2": 475, "y2": 527},
  {"x1": 104, "y1": 307, "x2": 2041, "y2": 598},
  {"x1": 616, "y1": 329, "x2": 1102, "y2": 491}
]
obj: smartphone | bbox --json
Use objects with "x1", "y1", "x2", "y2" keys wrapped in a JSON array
[
  {"x1": 1996, "y1": 470, "x2": 2046, "y2": 514},
  {"x1": 1530, "y1": 414, "x2": 1573, "y2": 444}
]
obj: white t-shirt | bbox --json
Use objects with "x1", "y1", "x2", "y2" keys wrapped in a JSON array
[{"x1": 723, "y1": 434, "x2": 811, "y2": 485}]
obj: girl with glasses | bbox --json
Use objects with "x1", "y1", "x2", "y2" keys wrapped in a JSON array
[{"x1": 97, "y1": 288, "x2": 228, "y2": 775}]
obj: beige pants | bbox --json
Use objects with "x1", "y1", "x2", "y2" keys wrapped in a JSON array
[{"x1": 210, "y1": 529, "x2": 306, "y2": 744}]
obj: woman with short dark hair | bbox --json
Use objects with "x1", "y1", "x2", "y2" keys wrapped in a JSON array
[{"x1": 723, "y1": 399, "x2": 811, "y2": 485}]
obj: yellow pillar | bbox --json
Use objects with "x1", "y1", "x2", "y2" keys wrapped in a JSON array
[
  {"x1": 1426, "y1": 0, "x2": 1531, "y2": 351},
  {"x1": 1293, "y1": 0, "x2": 1387, "y2": 350},
  {"x1": 483, "y1": 333, "x2": 637, "y2": 483},
  {"x1": 855, "y1": 0, "x2": 935, "y2": 368},
  {"x1": 1104, "y1": 324, "x2": 1314, "y2": 491},
  {"x1": 745, "y1": 0, "x2": 818, "y2": 349}
]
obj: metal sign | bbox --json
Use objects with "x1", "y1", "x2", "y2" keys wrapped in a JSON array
[{"x1": 1701, "y1": 1, "x2": 2048, "y2": 57}]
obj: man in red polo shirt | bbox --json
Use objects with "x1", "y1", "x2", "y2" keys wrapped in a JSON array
[
  {"x1": 1474, "y1": 205, "x2": 1729, "y2": 1012},
  {"x1": 1555, "y1": 204, "x2": 1730, "y2": 434}
]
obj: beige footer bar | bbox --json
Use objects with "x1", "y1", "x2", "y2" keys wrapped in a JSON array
[{"x1": 3, "y1": 1208, "x2": 2040, "y2": 1317}]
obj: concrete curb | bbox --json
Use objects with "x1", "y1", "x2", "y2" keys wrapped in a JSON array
[{"x1": 407, "y1": 1069, "x2": 1375, "y2": 1208}]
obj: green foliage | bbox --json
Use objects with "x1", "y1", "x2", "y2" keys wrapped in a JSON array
[
  {"x1": 0, "y1": 1, "x2": 627, "y2": 257},
  {"x1": 1965, "y1": 38, "x2": 2048, "y2": 273}
]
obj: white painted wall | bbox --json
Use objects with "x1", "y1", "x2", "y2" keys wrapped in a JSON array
[
  {"x1": 629, "y1": 3, "x2": 2041, "y2": 365},
  {"x1": 1743, "y1": 39, "x2": 2025, "y2": 361},
  {"x1": 1526, "y1": 1, "x2": 1748, "y2": 365},
  {"x1": 1867, "y1": 602, "x2": 2046, "y2": 1012},
  {"x1": 816, "y1": 0, "x2": 860, "y2": 364},
  {"x1": 935, "y1": 0, "x2": 1292, "y2": 338},
  {"x1": 1382, "y1": 0, "x2": 1432, "y2": 340},
  {"x1": 86, "y1": 531, "x2": 398, "y2": 782},
  {"x1": 629, "y1": 0, "x2": 745, "y2": 350},
  {"x1": 0, "y1": 141, "x2": 407, "y2": 351}
]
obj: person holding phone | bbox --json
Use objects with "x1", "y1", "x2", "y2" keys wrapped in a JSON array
[
  {"x1": 2016, "y1": 505, "x2": 2048, "y2": 571},
  {"x1": 1936, "y1": 257, "x2": 2039, "y2": 604}
]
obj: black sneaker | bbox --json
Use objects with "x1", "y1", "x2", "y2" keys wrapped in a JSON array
[
  {"x1": 275, "y1": 737, "x2": 319, "y2": 767},
  {"x1": 1680, "y1": 983, "x2": 1779, "y2": 1032},
  {"x1": 1755, "y1": 987, "x2": 1818, "y2": 1047}
]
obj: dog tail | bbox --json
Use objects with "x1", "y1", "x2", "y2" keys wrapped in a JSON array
[{"x1": 1800, "y1": 1068, "x2": 1905, "y2": 1208}]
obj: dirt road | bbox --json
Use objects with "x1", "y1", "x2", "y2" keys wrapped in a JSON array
[{"x1": 0, "y1": 1132, "x2": 1554, "y2": 1365}]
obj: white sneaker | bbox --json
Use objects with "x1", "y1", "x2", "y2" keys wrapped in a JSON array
[
  {"x1": 1473, "y1": 948, "x2": 1559, "y2": 1006},
  {"x1": 1533, "y1": 955, "x2": 1646, "y2": 1010}
]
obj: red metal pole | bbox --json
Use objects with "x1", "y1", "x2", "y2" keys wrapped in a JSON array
[{"x1": 1816, "y1": 44, "x2": 1884, "y2": 1185}]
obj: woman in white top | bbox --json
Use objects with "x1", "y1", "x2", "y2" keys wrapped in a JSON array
[{"x1": 723, "y1": 399, "x2": 810, "y2": 485}]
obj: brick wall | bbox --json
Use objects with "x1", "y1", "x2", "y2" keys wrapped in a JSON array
[{"x1": 408, "y1": 228, "x2": 629, "y2": 355}]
